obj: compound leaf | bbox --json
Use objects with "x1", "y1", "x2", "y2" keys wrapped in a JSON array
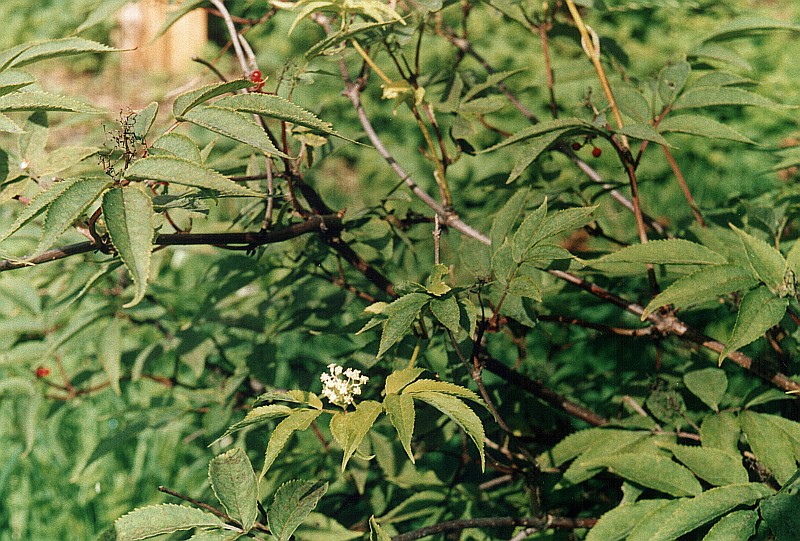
[
  {"x1": 377, "y1": 293, "x2": 429, "y2": 358},
  {"x1": 586, "y1": 499, "x2": 671, "y2": 541}
]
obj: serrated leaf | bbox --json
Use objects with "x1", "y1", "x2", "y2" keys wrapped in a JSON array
[
  {"x1": 786, "y1": 239, "x2": 800, "y2": 279},
  {"x1": 702, "y1": 509, "x2": 758, "y2": 541},
  {"x1": 125, "y1": 156, "x2": 262, "y2": 197},
  {"x1": 330, "y1": 400, "x2": 382, "y2": 470},
  {"x1": 254, "y1": 390, "x2": 323, "y2": 409},
  {"x1": 625, "y1": 499, "x2": 684, "y2": 541},
  {"x1": 666, "y1": 444, "x2": 748, "y2": 486},
  {"x1": 0, "y1": 112, "x2": 21, "y2": 133},
  {"x1": 659, "y1": 114, "x2": 755, "y2": 144},
  {"x1": 0, "y1": 38, "x2": 122, "y2": 71},
  {"x1": 673, "y1": 86, "x2": 787, "y2": 110},
  {"x1": 731, "y1": 225, "x2": 786, "y2": 292},
  {"x1": 98, "y1": 318, "x2": 122, "y2": 395},
  {"x1": 133, "y1": 102, "x2": 158, "y2": 143},
  {"x1": 480, "y1": 118, "x2": 589, "y2": 153},
  {"x1": 702, "y1": 16, "x2": 800, "y2": 42},
  {"x1": 305, "y1": 21, "x2": 396, "y2": 58},
  {"x1": 647, "y1": 484, "x2": 774, "y2": 541},
  {"x1": 642, "y1": 264, "x2": 758, "y2": 318},
  {"x1": 150, "y1": 133, "x2": 202, "y2": 163},
  {"x1": 512, "y1": 197, "x2": 547, "y2": 262},
  {"x1": 506, "y1": 276, "x2": 542, "y2": 301},
  {"x1": 268, "y1": 480, "x2": 327, "y2": 541},
  {"x1": 759, "y1": 470, "x2": 800, "y2": 540},
  {"x1": 384, "y1": 367, "x2": 424, "y2": 395},
  {"x1": 425, "y1": 263, "x2": 451, "y2": 296},
  {"x1": 186, "y1": 529, "x2": 242, "y2": 541},
  {"x1": 719, "y1": 286, "x2": 787, "y2": 363},
  {"x1": 404, "y1": 380, "x2": 483, "y2": 405},
  {"x1": 369, "y1": 516, "x2": 392, "y2": 541},
  {"x1": 112, "y1": 504, "x2": 223, "y2": 541},
  {"x1": 586, "y1": 499, "x2": 671, "y2": 541},
  {"x1": 377, "y1": 292, "x2": 429, "y2": 357},
  {"x1": 75, "y1": 0, "x2": 131, "y2": 35},
  {"x1": 172, "y1": 79, "x2": 254, "y2": 118},
  {"x1": 411, "y1": 391, "x2": 485, "y2": 471},
  {"x1": 0, "y1": 91, "x2": 103, "y2": 114},
  {"x1": 596, "y1": 239, "x2": 726, "y2": 270},
  {"x1": 182, "y1": 106, "x2": 287, "y2": 158},
  {"x1": 760, "y1": 414, "x2": 800, "y2": 462},
  {"x1": 690, "y1": 44, "x2": 753, "y2": 71},
  {"x1": 587, "y1": 453, "x2": 702, "y2": 496},
  {"x1": 694, "y1": 71, "x2": 754, "y2": 88},
  {"x1": 213, "y1": 404, "x2": 294, "y2": 444},
  {"x1": 208, "y1": 448, "x2": 258, "y2": 532},
  {"x1": 563, "y1": 430, "x2": 650, "y2": 485},
  {"x1": 490, "y1": 188, "x2": 529, "y2": 248},
  {"x1": 214, "y1": 93, "x2": 355, "y2": 143},
  {"x1": 701, "y1": 412, "x2": 740, "y2": 457},
  {"x1": 102, "y1": 185, "x2": 154, "y2": 308},
  {"x1": 384, "y1": 393, "x2": 415, "y2": 462},
  {"x1": 261, "y1": 409, "x2": 321, "y2": 479},
  {"x1": 538, "y1": 427, "x2": 606, "y2": 469},
  {"x1": 618, "y1": 122, "x2": 670, "y2": 146},
  {"x1": 657, "y1": 61, "x2": 690, "y2": 105},
  {"x1": 534, "y1": 205, "x2": 597, "y2": 244},
  {"x1": 36, "y1": 177, "x2": 110, "y2": 254},
  {"x1": 429, "y1": 295, "x2": 460, "y2": 334},
  {"x1": 684, "y1": 368, "x2": 727, "y2": 412},
  {"x1": 740, "y1": 410, "x2": 797, "y2": 485},
  {"x1": 0, "y1": 69, "x2": 35, "y2": 97},
  {"x1": 506, "y1": 129, "x2": 567, "y2": 184},
  {"x1": 37, "y1": 146, "x2": 99, "y2": 177}
]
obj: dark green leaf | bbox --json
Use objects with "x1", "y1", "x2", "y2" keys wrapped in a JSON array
[
  {"x1": 731, "y1": 225, "x2": 787, "y2": 292},
  {"x1": 683, "y1": 368, "x2": 727, "y2": 412},
  {"x1": 378, "y1": 293, "x2": 429, "y2": 358},
  {"x1": 506, "y1": 129, "x2": 567, "y2": 184},
  {"x1": 701, "y1": 412, "x2": 740, "y2": 457},
  {"x1": 490, "y1": 188, "x2": 529, "y2": 248},
  {"x1": 759, "y1": 470, "x2": 800, "y2": 541},
  {"x1": 269, "y1": 480, "x2": 328, "y2": 541},
  {"x1": 740, "y1": 411, "x2": 797, "y2": 486},
  {"x1": 719, "y1": 286, "x2": 787, "y2": 363}
]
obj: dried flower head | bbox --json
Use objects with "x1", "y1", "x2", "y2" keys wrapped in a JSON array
[{"x1": 320, "y1": 363, "x2": 369, "y2": 408}]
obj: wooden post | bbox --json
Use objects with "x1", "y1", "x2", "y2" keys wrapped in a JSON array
[{"x1": 116, "y1": 0, "x2": 208, "y2": 74}]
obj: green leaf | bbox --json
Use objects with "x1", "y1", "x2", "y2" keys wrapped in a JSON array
[
  {"x1": 642, "y1": 265, "x2": 758, "y2": 318},
  {"x1": 785, "y1": 238, "x2": 800, "y2": 278},
  {"x1": 666, "y1": 444, "x2": 748, "y2": 486},
  {"x1": 150, "y1": 133, "x2": 202, "y2": 163},
  {"x1": 294, "y1": 513, "x2": 362, "y2": 541},
  {"x1": 506, "y1": 129, "x2": 566, "y2": 183},
  {"x1": 133, "y1": 102, "x2": 158, "y2": 143},
  {"x1": 626, "y1": 499, "x2": 684, "y2": 541},
  {"x1": 384, "y1": 367, "x2": 424, "y2": 395},
  {"x1": 673, "y1": 86, "x2": 788, "y2": 110},
  {"x1": 759, "y1": 414, "x2": 800, "y2": 462},
  {"x1": 384, "y1": 393, "x2": 415, "y2": 462},
  {"x1": 186, "y1": 529, "x2": 242, "y2": 541},
  {"x1": 562, "y1": 430, "x2": 650, "y2": 485},
  {"x1": 102, "y1": 185, "x2": 154, "y2": 308},
  {"x1": 261, "y1": 408, "x2": 321, "y2": 479},
  {"x1": 512, "y1": 197, "x2": 547, "y2": 262},
  {"x1": 538, "y1": 427, "x2": 606, "y2": 469},
  {"x1": 305, "y1": 21, "x2": 396, "y2": 58},
  {"x1": 37, "y1": 146, "x2": 99, "y2": 178},
  {"x1": 0, "y1": 90, "x2": 103, "y2": 114},
  {"x1": 587, "y1": 453, "x2": 702, "y2": 497},
  {"x1": 689, "y1": 44, "x2": 753, "y2": 71},
  {"x1": 254, "y1": 390, "x2": 323, "y2": 410},
  {"x1": 377, "y1": 293, "x2": 429, "y2": 358},
  {"x1": 490, "y1": 188, "x2": 529, "y2": 248},
  {"x1": 125, "y1": 156, "x2": 262, "y2": 197},
  {"x1": 75, "y1": 0, "x2": 131, "y2": 34},
  {"x1": 480, "y1": 118, "x2": 589, "y2": 153},
  {"x1": 702, "y1": 509, "x2": 758, "y2": 541},
  {"x1": 647, "y1": 484, "x2": 774, "y2": 541},
  {"x1": 0, "y1": 178, "x2": 76, "y2": 243},
  {"x1": 429, "y1": 295, "x2": 460, "y2": 334},
  {"x1": 214, "y1": 93, "x2": 354, "y2": 143},
  {"x1": 410, "y1": 391, "x2": 485, "y2": 471},
  {"x1": 719, "y1": 286, "x2": 787, "y2": 363},
  {"x1": 0, "y1": 112, "x2": 21, "y2": 133},
  {"x1": 506, "y1": 276, "x2": 542, "y2": 301},
  {"x1": 617, "y1": 122, "x2": 671, "y2": 146},
  {"x1": 111, "y1": 504, "x2": 223, "y2": 541},
  {"x1": 425, "y1": 264, "x2": 451, "y2": 296},
  {"x1": 369, "y1": 516, "x2": 392, "y2": 541},
  {"x1": 213, "y1": 404, "x2": 294, "y2": 444},
  {"x1": 404, "y1": 380, "x2": 483, "y2": 405},
  {"x1": 181, "y1": 106, "x2": 288, "y2": 158},
  {"x1": 597, "y1": 239, "x2": 727, "y2": 268},
  {"x1": 614, "y1": 86, "x2": 651, "y2": 123},
  {"x1": 657, "y1": 61, "x2": 690, "y2": 105},
  {"x1": 330, "y1": 400, "x2": 382, "y2": 470},
  {"x1": 0, "y1": 69, "x2": 35, "y2": 97},
  {"x1": 208, "y1": 448, "x2": 258, "y2": 533},
  {"x1": 534, "y1": 205, "x2": 597, "y2": 245},
  {"x1": 759, "y1": 470, "x2": 800, "y2": 541},
  {"x1": 702, "y1": 17, "x2": 800, "y2": 42},
  {"x1": 586, "y1": 499, "x2": 671, "y2": 541},
  {"x1": 269, "y1": 480, "x2": 328, "y2": 541},
  {"x1": 20, "y1": 110, "x2": 48, "y2": 165},
  {"x1": 683, "y1": 368, "x2": 727, "y2": 412},
  {"x1": 740, "y1": 411, "x2": 797, "y2": 486},
  {"x1": 0, "y1": 38, "x2": 122, "y2": 71},
  {"x1": 701, "y1": 412, "x2": 740, "y2": 457},
  {"x1": 36, "y1": 177, "x2": 111, "y2": 254},
  {"x1": 172, "y1": 79, "x2": 254, "y2": 118},
  {"x1": 658, "y1": 114, "x2": 755, "y2": 144},
  {"x1": 98, "y1": 318, "x2": 122, "y2": 395},
  {"x1": 731, "y1": 225, "x2": 787, "y2": 292}
]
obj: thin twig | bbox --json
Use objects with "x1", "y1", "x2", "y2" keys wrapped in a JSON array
[{"x1": 391, "y1": 515, "x2": 597, "y2": 541}]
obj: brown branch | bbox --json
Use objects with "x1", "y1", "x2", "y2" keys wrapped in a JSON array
[
  {"x1": 391, "y1": 515, "x2": 597, "y2": 541},
  {"x1": 662, "y1": 145, "x2": 706, "y2": 227},
  {"x1": 538, "y1": 314, "x2": 653, "y2": 336}
]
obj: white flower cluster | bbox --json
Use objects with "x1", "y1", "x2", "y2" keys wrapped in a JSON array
[{"x1": 320, "y1": 363, "x2": 369, "y2": 408}]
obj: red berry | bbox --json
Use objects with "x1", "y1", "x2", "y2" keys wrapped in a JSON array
[
  {"x1": 592, "y1": 147, "x2": 602, "y2": 158},
  {"x1": 571, "y1": 142, "x2": 582, "y2": 151},
  {"x1": 35, "y1": 366, "x2": 50, "y2": 378},
  {"x1": 249, "y1": 70, "x2": 263, "y2": 82}
]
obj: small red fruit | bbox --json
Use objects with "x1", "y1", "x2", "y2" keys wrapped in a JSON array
[
  {"x1": 571, "y1": 142, "x2": 582, "y2": 151},
  {"x1": 249, "y1": 70, "x2": 263, "y2": 83},
  {"x1": 35, "y1": 366, "x2": 50, "y2": 378},
  {"x1": 592, "y1": 146, "x2": 602, "y2": 158}
]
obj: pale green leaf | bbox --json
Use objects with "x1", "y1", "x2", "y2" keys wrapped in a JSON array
[
  {"x1": 261, "y1": 409, "x2": 321, "y2": 479},
  {"x1": 586, "y1": 499, "x2": 671, "y2": 541},
  {"x1": 463, "y1": 70, "x2": 525, "y2": 101},
  {"x1": 150, "y1": 133, "x2": 202, "y2": 163},
  {"x1": 480, "y1": 118, "x2": 589, "y2": 153},
  {"x1": 269, "y1": 480, "x2": 327, "y2": 541},
  {"x1": 740, "y1": 410, "x2": 797, "y2": 485},
  {"x1": 37, "y1": 146, "x2": 99, "y2": 177},
  {"x1": 384, "y1": 367, "x2": 424, "y2": 395},
  {"x1": 182, "y1": 105, "x2": 287, "y2": 158},
  {"x1": 538, "y1": 427, "x2": 606, "y2": 469},
  {"x1": 683, "y1": 368, "x2": 727, "y2": 412},
  {"x1": 506, "y1": 129, "x2": 566, "y2": 184},
  {"x1": 512, "y1": 197, "x2": 547, "y2": 263},
  {"x1": 411, "y1": 391, "x2": 485, "y2": 471},
  {"x1": 587, "y1": 453, "x2": 702, "y2": 497},
  {"x1": 384, "y1": 393, "x2": 415, "y2": 462},
  {"x1": 658, "y1": 114, "x2": 755, "y2": 144},
  {"x1": 112, "y1": 504, "x2": 223, "y2": 541},
  {"x1": 330, "y1": 400, "x2": 382, "y2": 470},
  {"x1": 648, "y1": 484, "x2": 774, "y2": 541},
  {"x1": 172, "y1": 79, "x2": 254, "y2": 118},
  {"x1": 305, "y1": 21, "x2": 396, "y2": 58},
  {"x1": 20, "y1": 110, "x2": 48, "y2": 164},
  {"x1": 719, "y1": 286, "x2": 787, "y2": 363},
  {"x1": 701, "y1": 412, "x2": 740, "y2": 457},
  {"x1": 785, "y1": 238, "x2": 800, "y2": 278},
  {"x1": 377, "y1": 292, "x2": 429, "y2": 358},
  {"x1": 689, "y1": 44, "x2": 752, "y2": 71},
  {"x1": 36, "y1": 177, "x2": 111, "y2": 254},
  {"x1": 98, "y1": 318, "x2": 122, "y2": 395},
  {"x1": 534, "y1": 205, "x2": 597, "y2": 244},
  {"x1": 425, "y1": 264, "x2": 451, "y2": 296},
  {"x1": 657, "y1": 61, "x2": 690, "y2": 105},
  {"x1": 490, "y1": 187, "x2": 529, "y2": 248},
  {"x1": 694, "y1": 71, "x2": 754, "y2": 87},
  {"x1": 642, "y1": 265, "x2": 758, "y2": 318},
  {"x1": 731, "y1": 225, "x2": 787, "y2": 292},
  {"x1": 674, "y1": 86, "x2": 788, "y2": 110},
  {"x1": 0, "y1": 91, "x2": 103, "y2": 114},
  {"x1": 0, "y1": 38, "x2": 122, "y2": 71},
  {"x1": 254, "y1": 390, "x2": 323, "y2": 410},
  {"x1": 404, "y1": 380, "x2": 483, "y2": 405},
  {"x1": 293, "y1": 512, "x2": 362, "y2": 541},
  {"x1": 133, "y1": 102, "x2": 159, "y2": 143},
  {"x1": 429, "y1": 295, "x2": 460, "y2": 334},
  {"x1": 614, "y1": 86, "x2": 651, "y2": 122},
  {"x1": 625, "y1": 499, "x2": 685, "y2": 541},
  {"x1": 702, "y1": 17, "x2": 800, "y2": 42},
  {"x1": 703, "y1": 510, "x2": 758, "y2": 541},
  {"x1": 0, "y1": 179, "x2": 72, "y2": 243},
  {"x1": 666, "y1": 444, "x2": 748, "y2": 486},
  {"x1": 125, "y1": 156, "x2": 262, "y2": 197},
  {"x1": 186, "y1": 529, "x2": 242, "y2": 541},
  {"x1": 0, "y1": 69, "x2": 36, "y2": 97},
  {"x1": 369, "y1": 516, "x2": 392, "y2": 541},
  {"x1": 492, "y1": 239, "x2": 516, "y2": 284},
  {"x1": 75, "y1": 0, "x2": 131, "y2": 34},
  {"x1": 562, "y1": 430, "x2": 650, "y2": 485},
  {"x1": 459, "y1": 95, "x2": 506, "y2": 114},
  {"x1": 213, "y1": 404, "x2": 293, "y2": 444},
  {"x1": 0, "y1": 112, "x2": 21, "y2": 133},
  {"x1": 595, "y1": 239, "x2": 726, "y2": 267},
  {"x1": 208, "y1": 448, "x2": 258, "y2": 532},
  {"x1": 618, "y1": 122, "x2": 670, "y2": 146},
  {"x1": 102, "y1": 185, "x2": 154, "y2": 308}
]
